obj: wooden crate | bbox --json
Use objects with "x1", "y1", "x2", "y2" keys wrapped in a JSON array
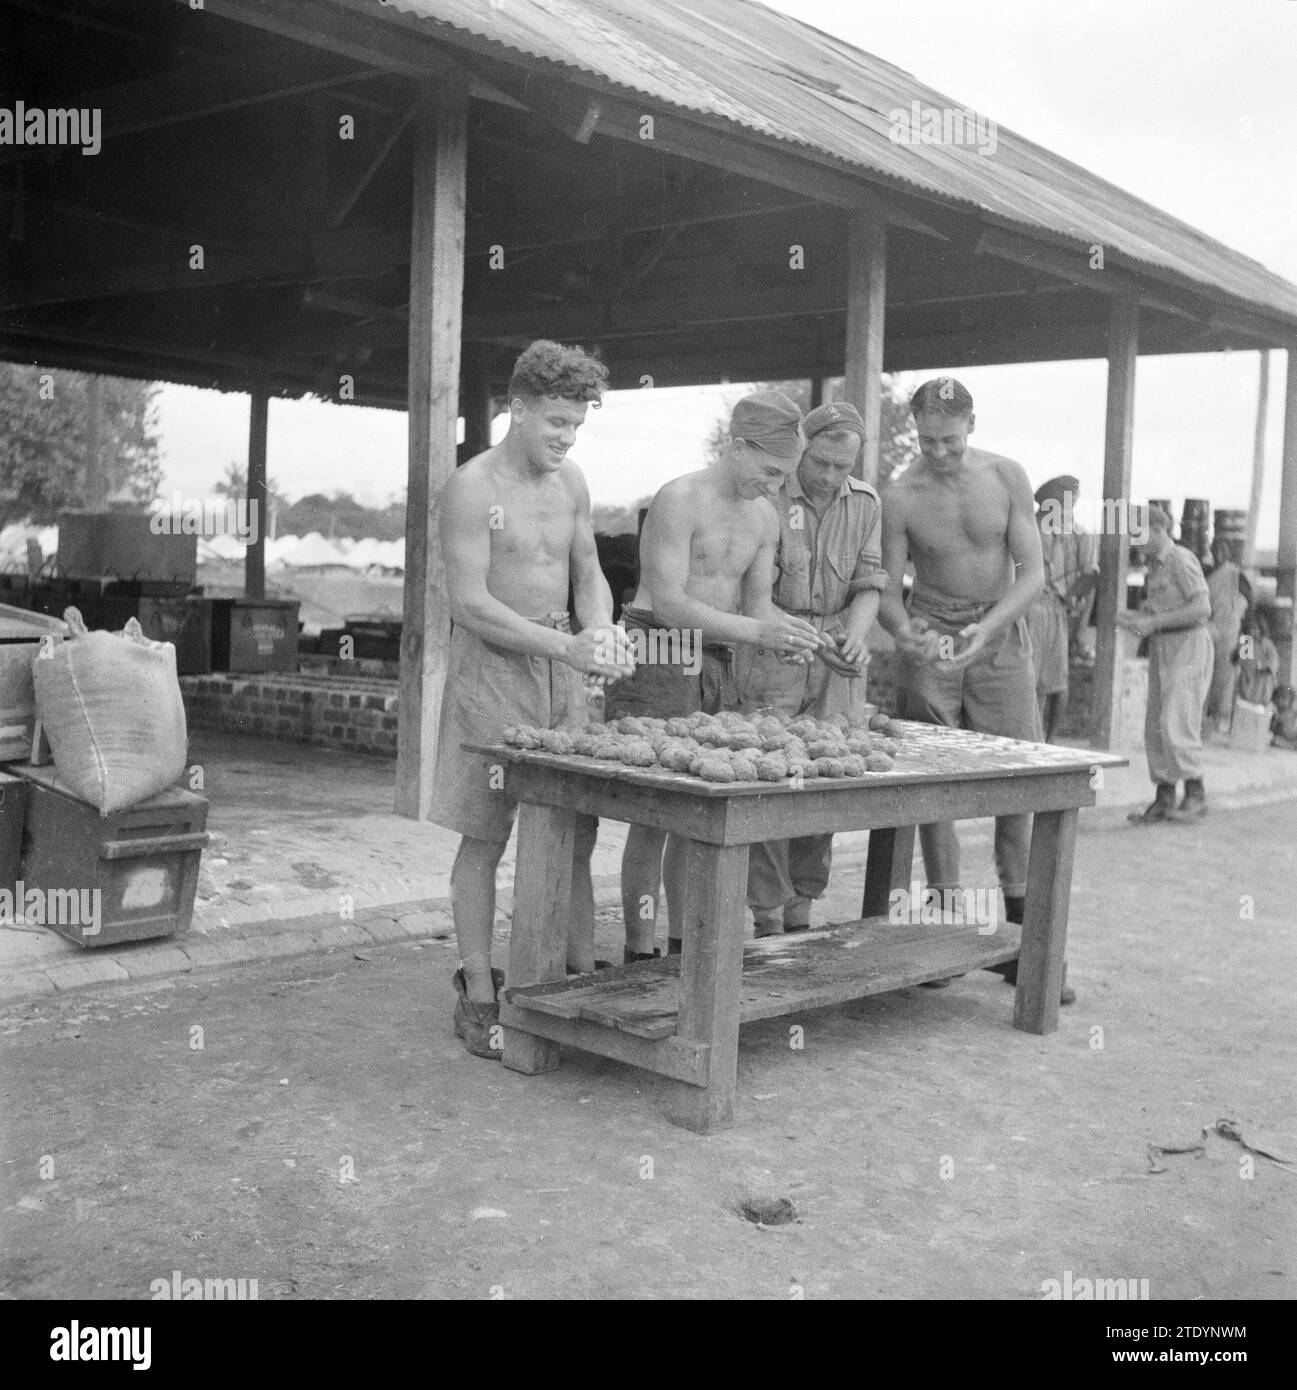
[{"x1": 13, "y1": 764, "x2": 210, "y2": 947}]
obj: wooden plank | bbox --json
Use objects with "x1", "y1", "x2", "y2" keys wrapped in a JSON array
[
  {"x1": 396, "y1": 78, "x2": 467, "y2": 820},
  {"x1": 501, "y1": 803, "x2": 574, "y2": 1075},
  {"x1": 844, "y1": 202, "x2": 887, "y2": 484},
  {"x1": 496, "y1": 1002, "x2": 710, "y2": 1085},
  {"x1": 1277, "y1": 341, "x2": 1297, "y2": 687},
  {"x1": 507, "y1": 916, "x2": 1023, "y2": 1043},
  {"x1": 1091, "y1": 295, "x2": 1139, "y2": 749},
  {"x1": 244, "y1": 387, "x2": 268, "y2": 601},
  {"x1": 861, "y1": 824, "x2": 915, "y2": 918},
  {"x1": 661, "y1": 840, "x2": 749, "y2": 1132},
  {"x1": 1014, "y1": 808, "x2": 1077, "y2": 1035}
]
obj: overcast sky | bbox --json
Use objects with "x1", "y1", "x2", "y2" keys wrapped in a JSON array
[{"x1": 155, "y1": 0, "x2": 1296, "y2": 545}]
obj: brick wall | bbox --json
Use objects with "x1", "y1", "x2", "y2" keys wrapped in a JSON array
[{"x1": 181, "y1": 673, "x2": 399, "y2": 757}]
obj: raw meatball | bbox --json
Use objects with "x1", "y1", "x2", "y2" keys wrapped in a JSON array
[
  {"x1": 844, "y1": 735, "x2": 872, "y2": 757},
  {"x1": 618, "y1": 739, "x2": 657, "y2": 767},
  {"x1": 716, "y1": 711, "x2": 747, "y2": 729},
  {"x1": 550, "y1": 730, "x2": 578, "y2": 756},
  {"x1": 760, "y1": 730, "x2": 793, "y2": 752},
  {"x1": 730, "y1": 755, "x2": 759, "y2": 782},
  {"x1": 724, "y1": 724, "x2": 762, "y2": 751},
  {"x1": 873, "y1": 736, "x2": 902, "y2": 757},
  {"x1": 754, "y1": 715, "x2": 787, "y2": 738},
  {"x1": 788, "y1": 718, "x2": 819, "y2": 739},
  {"x1": 807, "y1": 738, "x2": 849, "y2": 760},
  {"x1": 695, "y1": 724, "x2": 729, "y2": 747},
  {"x1": 755, "y1": 753, "x2": 790, "y2": 782},
  {"x1": 697, "y1": 757, "x2": 737, "y2": 782},
  {"x1": 615, "y1": 716, "x2": 651, "y2": 737},
  {"x1": 593, "y1": 737, "x2": 624, "y2": 760},
  {"x1": 659, "y1": 744, "x2": 695, "y2": 773},
  {"x1": 868, "y1": 712, "x2": 893, "y2": 733},
  {"x1": 813, "y1": 757, "x2": 846, "y2": 778},
  {"x1": 502, "y1": 725, "x2": 522, "y2": 745},
  {"x1": 840, "y1": 754, "x2": 867, "y2": 778},
  {"x1": 664, "y1": 717, "x2": 693, "y2": 738},
  {"x1": 683, "y1": 711, "x2": 710, "y2": 730},
  {"x1": 823, "y1": 712, "x2": 852, "y2": 734},
  {"x1": 865, "y1": 752, "x2": 896, "y2": 772},
  {"x1": 572, "y1": 731, "x2": 601, "y2": 756},
  {"x1": 641, "y1": 717, "x2": 668, "y2": 733}
]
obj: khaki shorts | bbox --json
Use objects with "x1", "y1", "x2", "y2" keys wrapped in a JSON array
[
  {"x1": 603, "y1": 607, "x2": 735, "y2": 719},
  {"x1": 1026, "y1": 592, "x2": 1069, "y2": 697},
  {"x1": 427, "y1": 617, "x2": 589, "y2": 843},
  {"x1": 896, "y1": 593, "x2": 1041, "y2": 742}
]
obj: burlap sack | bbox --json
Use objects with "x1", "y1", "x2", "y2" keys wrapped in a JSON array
[{"x1": 33, "y1": 608, "x2": 187, "y2": 815}]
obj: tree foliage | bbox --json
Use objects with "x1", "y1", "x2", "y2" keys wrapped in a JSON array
[{"x1": 0, "y1": 365, "x2": 163, "y2": 528}]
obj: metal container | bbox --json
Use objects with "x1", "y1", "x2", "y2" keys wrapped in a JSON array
[
  {"x1": 57, "y1": 510, "x2": 197, "y2": 586},
  {"x1": 74, "y1": 593, "x2": 213, "y2": 676},
  {"x1": 210, "y1": 599, "x2": 300, "y2": 673},
  {"x1": 14, "y1": 763, "x2": 209, "y2": 948},
  {"x1": 1213, "y1": 509, "x2": 1247, "y2": 564}
]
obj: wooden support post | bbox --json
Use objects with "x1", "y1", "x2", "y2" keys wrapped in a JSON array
[
  {"x1": 1014, "y1": 807, "x2": 1077, "y2": 1035},
  {"x1": 83, "y1": 373, "x2": 104, "y2": 508},
  {"x1": 861, "y1": 824, "x2": 916, "y2": 919},
  {"x1": 459, "y1": 341, "x2": 494, "y2": 462},
  {"x1": 397, "y1": 78, "x2": 468, "y2": 820},
  {"x1": 501, "y1": 802, "x2": 573, "y2": 1076},
  {"x1": 1090, "y1": 297, "x2": 1139, "y2": 749},
  {"x1": 1244, "y1": 350, "x2": 1269, "y2": 570},
  {"x1": 244, "y1": 386, "x2": 268, "y2": 601},
  {"x1": 660, "y1": 839, "x2": 748, "y2": 1133},
  {"x1": 843, "y1": 201, "x2": 886, "y2": 484},
  {"x1": 809, "y1": 375, "x2": 825, "y2": 409},
  {"x1": 1276, "y1": 344, "x2": 1297, "y2": 687}
]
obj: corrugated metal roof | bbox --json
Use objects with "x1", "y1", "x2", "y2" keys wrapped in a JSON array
[{"x1": 376, "y1": 0, "x2": 1297, "y2": 324}]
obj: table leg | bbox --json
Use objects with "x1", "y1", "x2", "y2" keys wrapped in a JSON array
[
  {"x1": 501, "y1": 801, "x2": 574, "y2": 1075},
  {"x1": 659, "y1": 839, "x2": 748, "y2": 1133},
  {"x1": 861, "y1": 824, "x2": 916, "y2": 919},
  {"x1": 1014, "y1": 807, "x2": 1077, "y2": 1034}
]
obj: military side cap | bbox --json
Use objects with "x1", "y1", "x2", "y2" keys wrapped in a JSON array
[
  {"x1": 803, "y1": 401, "x2": 866, "y2": 440},
  {"x1": 730, "y1": 389, "x2": 805, "y2": 459}
]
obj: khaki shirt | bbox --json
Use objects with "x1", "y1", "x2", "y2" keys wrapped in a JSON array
[
  {"x1": 1145, "y1": 544, "x2": 1210, "y2": 626},
  {"x1": 1039, "y1": 521, "x2": 1099, "y2": 605},
  {"x1": 772, "y1": 472, "x2": 888, "y2": 617}
]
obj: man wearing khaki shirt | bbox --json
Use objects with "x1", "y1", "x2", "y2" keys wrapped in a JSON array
[{"x1": 733, "y1": 401, "x2": 888, "y2": 936}]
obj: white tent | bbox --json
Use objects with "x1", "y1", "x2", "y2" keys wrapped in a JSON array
[{"x1": 281, "y1": 531, "x2": 348, "y2": 568}]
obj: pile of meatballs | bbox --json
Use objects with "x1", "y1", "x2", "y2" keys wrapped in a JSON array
[{"x1": 501, "y1": 709, "x2": 906, "y2": 783}]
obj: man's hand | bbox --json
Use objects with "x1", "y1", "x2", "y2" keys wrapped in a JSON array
[
  {"x1": 945, "y1": 622, "x2": 992, "y2": 671},
  {"x1": 1116, "y1": 610, "x2": 1154, "y2": 640},
  {"x1": 816, "y1": 644, "x2": 865, "y2": 678},
  {"x1": 756, "y1": 612, "x2": 821, "y2": 658},
  {"x1": 894, "y1": 617, "x2": 941, "y2": 662},
  {"x1": 836, "y1": 627, "x2": 871, "y2": 669},
  {"x1": 563, "y1": 626, "x2": 636, "y2": 679}
]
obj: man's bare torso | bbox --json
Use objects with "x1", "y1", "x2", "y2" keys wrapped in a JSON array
[
  {"x1": 891, "y1": 447, "x2": 1018, "y2": 604},
  {"x1": 458, "y1": 447, "x2": 578, "y2": 616},
  {"x1": 629, "y1": 469, "x2": 775, "y2": 615}
]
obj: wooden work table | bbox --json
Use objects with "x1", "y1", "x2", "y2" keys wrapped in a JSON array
[{"x1": 470, "y1": 725, "x2": 1126, "y2": 1133}]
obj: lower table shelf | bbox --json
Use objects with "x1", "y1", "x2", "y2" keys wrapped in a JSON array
[{"x1": 504, "y1": 916, "x2": 1023, "y2": 1041}]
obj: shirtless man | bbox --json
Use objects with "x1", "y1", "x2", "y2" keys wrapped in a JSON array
[
  {"x1": 879, "y1": 377, "x2": 1074, "y2": 1004},
  {"x1": 607, "y1": 390, "x2": 822, "y2": 958},
  {"x1": 431, "y1": 340, "x2": 635, "y2": 1059}
]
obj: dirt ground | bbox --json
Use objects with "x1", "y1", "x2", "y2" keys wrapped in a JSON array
[{"x1": 1, "y1": 800, "x2": 1293, "y2": 1301}]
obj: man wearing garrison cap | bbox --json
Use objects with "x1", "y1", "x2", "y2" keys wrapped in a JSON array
[
  {"x1": 734, "y1": 398, "x2": 888, "y2": 936},
  {"x1": 1119, "y1": 503, "x2": 1214, "y2": 823},
  {"x1": 609, "y1": 389, "x2": 822, "y2": 960},
  {"x1": 1027, "y1": 475, "x2": 1099, "y2": 740}
]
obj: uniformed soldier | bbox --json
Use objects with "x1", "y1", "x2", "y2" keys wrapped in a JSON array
[{"x1": 733, "y1": 400, "x2": 888, "y2": 936}]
